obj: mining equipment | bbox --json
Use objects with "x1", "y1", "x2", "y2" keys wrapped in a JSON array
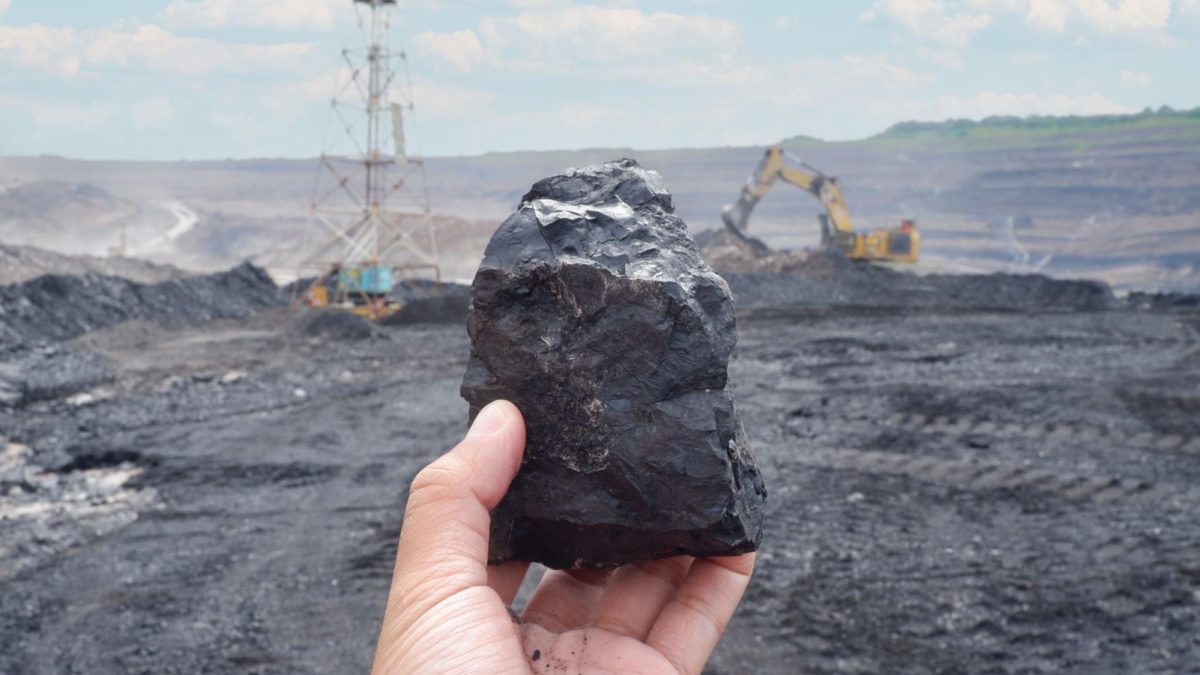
[
  {"x1": 721, "y1": 147, "x2": 919, "y2": 263},
  {"x1": 295, "y1": 0, "x2": 440, "y2": 320}
]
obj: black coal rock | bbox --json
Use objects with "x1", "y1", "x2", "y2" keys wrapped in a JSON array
[{"x1": 461, "y1": 159, "x2": 766, "y2": 569}]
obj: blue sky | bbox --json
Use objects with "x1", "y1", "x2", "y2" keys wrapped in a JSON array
[{"x1": 1, "y1": 0, "x2": 1197, "y2": 160}]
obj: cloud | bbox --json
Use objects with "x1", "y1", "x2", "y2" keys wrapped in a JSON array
[
  {"x1": 911, "y1": 0, "x2": 1175, "y2": 40},
  {"x1": 1025, "y1": 0, "x2": 1172, "y2": 35},
  {"x1": 281, "y1": 67, "x2": 350, "y2": 104},
  {"x1": 413, "y1": 29, "x2": 491, "y2": 73},
  {"x1": 0, "y1": 22, "x2": 313, "y2": 77},
  {"x1": 863, "y1": 0, "x2": 994, "y2": 47},
  {"x1": 1118, "y1": 68, "x2": 1152, "y2": 86},
  {"x1": 132, "y1": 96, "x2": 175, "y2": 129},
  {"x1": 407, "y1": 79, "x2": 498, "y2": 121},
  {"x1": 0, "y1": 23, "x2": 82, "y2": 76},
  {"x1": 893, "y1": 90, "x2": 1130, "y2": 120},
  {"x1": 0, "y1": 92, "x2": 182, "y2": 154},
  {"x1": 414, "y1": 5, "x2": 739, "y2": 73},
  {"x1": 283, "y1": 67, "x2": 496, "y2": 122},
  {"x1": 0, "y1": 93, "x2": 120, "y2": 135},
  {"x1": 1012, "y1": 50, "x2": 1050, "y2": 63},
  {"x1": 0, "y1": 0, "x2": 9, "y2": 17},
  {"x1": 838, "y1": 53, "x2": 924, "y2": 85},
  {"x1": 919, "y1": 47, "x2": 965, "y2": 69},
  {"x1": 163, "y1": 0, "x2": 340, "y2": 31},
  {"x1": 1025, "y1": 0, "x2": 1072, "y2": 31},
  {"x1": 1183, "y1": 0, "x2": 1200, "y2": 16}
]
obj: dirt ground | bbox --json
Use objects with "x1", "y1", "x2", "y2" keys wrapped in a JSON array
[{"x1": 2, "y1": 300, "x2": 1199, "y2": 674}]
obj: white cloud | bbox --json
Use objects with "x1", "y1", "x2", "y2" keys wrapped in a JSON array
[
  {"x1": 0, "y1": 23, "x2": 82, "y2": 76},
  {"x1": 553, "y1": 102, "x2": 637, "y2": 133},
  {"x1": 1119, "y1": 68, "x2": 1152, "y2": 86},
  {"x1": 1013, "y1": 50, "x2": 1050, "y2": 63},
  {"x1": 1026, "y1": 0, "x2": 1171, "y2": 35},
  {"x1": 408, "y1": 79, "x2": 497, "y2": 121},
  {"x1": 863, "y1": 0, "x2": 994, "y2": 47},
  {"x1": 132, "y1": 96, "x2": 175, "y2": 129},
  {"x1": 894, "y1": 90, "x2": 1130, "y2": 120},
  {"x1": 0, "y1": 0, "x2": 10, "y2": 18},
  {"x1": 281, "y1": 67, "x2": 349, "y2": 103},
  {"x1": 1026, "y1": 0, "x2": 1072, "y2": 31},
  {"x1": 0, "y1": 92, "x2": 181, "y2": 153},
  {"x1": 413, "y1": 29, "x2": 491, "y2": 73},
  {"x1": 284, "y1": 68, "x2": 496, "y2": 122},
  {"x1": 414, "y1": 5, "x2": 739, "y2": 73},
  {"x1": 920, "y1": 47, "x2": 965, "y2": 69},
  {"x1": 0, "y1": 94, "x2": 120, "y2": 134},
  {"x1": 0, "y1": 23, "x2": 313, "y2": 77},
  {"x1": 163, "y1": 0, "x2": 340, "y2": 31},
  {"x1": 1182, "y1": 0, "x2": 1200, "y2": 16},
  {"x1": 838, "y1": 53, "x2": 924, "y2": 85}
]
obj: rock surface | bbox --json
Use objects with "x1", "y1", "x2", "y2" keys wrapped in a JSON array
[{"x1": 461, "y1": 159, "x2": 766, "y2": 569}]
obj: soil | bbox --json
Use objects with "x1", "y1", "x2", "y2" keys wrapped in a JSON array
[{"x1": 1, "y1": 266, "x2": 1199, "y2": 674}]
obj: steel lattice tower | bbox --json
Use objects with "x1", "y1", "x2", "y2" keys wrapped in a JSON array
[{"x1": 298, "y1": 0, "x2": 440, "y2": 294}]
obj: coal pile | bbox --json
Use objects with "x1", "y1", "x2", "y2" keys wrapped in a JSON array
[
  {"x1": 384, "y1": 280, "x2": 471, "y2": 325},
  {"x1": 696, "y1": 230, "x2": 1117, "y2": 312},
  {"x1": 391, "y1": 278, "x2": 469, "y2": 303},
  {"x1": 0, "y1": 262, "x2": 282, "y2": 353},
  {"x1": 1126, "y1": 290, "x2": 1200, "y2": 311},
  {"x1": 289, "y1": 309, "x2": 391, "y2": 341}
]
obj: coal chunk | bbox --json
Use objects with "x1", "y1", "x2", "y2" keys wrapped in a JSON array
[{"x1": 461, "y1": 158, "x2": 766, "y2": 569}]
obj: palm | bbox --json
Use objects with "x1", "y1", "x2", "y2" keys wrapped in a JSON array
[
  {"x1": 371, "y1": 403, "x2": 754, "y2": 675},
  {"x1": 519, "y1": 626, "x2": 677, "y2": 674},
  {"x1": 495, "y1": 556, "x2": 753, "y2": 675}
]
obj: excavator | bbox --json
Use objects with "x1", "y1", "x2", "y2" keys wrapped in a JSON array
[{"x1": 721, "y1": 147, "x2": 919, "y2": 263}]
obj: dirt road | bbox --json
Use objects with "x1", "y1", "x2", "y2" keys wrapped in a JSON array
[{"x1": 2, "y1": 304, "x2": 1199, "y2": 674}]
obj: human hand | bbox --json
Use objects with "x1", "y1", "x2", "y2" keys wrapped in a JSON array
[{"x1": 371, "y1": 400, "x2": 756, "y2": 674}]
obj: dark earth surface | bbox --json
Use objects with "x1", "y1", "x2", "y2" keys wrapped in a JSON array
[{"x1": 2, "y1": 271, "x2": 1200, "y2": 674}]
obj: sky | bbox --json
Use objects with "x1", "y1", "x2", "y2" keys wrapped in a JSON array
[{"x1": 1, "y1": 0, "x2": 1198, "y2": 160}]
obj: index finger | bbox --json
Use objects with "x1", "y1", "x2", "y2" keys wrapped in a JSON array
[{"x1": 645, "y1": 552, "x2": 756, "y2": 675}]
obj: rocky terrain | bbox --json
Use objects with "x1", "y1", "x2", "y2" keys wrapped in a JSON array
[
  {"x1": 3, "y1": 111, "x2": 1198, "y2": 290},
  {"x1": 1, "y1": 259, "x2": 1198, "y2": 674}
]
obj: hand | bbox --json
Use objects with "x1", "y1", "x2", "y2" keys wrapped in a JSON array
[{"x1": 372, "y1": 400, "x2": 756, "y2": 675}]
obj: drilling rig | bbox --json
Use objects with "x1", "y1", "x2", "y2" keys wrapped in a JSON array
[{"x1": 296, "y1": 0, "x2": 440, "y2": 319}]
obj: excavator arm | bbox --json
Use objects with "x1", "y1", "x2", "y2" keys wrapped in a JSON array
[
  {"x1": 721, "y1": 147, "x2": 856, "y2": 247},
  {"x1": 720, "y1": 146, "x2": 920, "y2": 264}
]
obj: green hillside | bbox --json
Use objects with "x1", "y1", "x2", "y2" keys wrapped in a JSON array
[{"x1": 874, "y1": 105, "x2": 1200, "y2": 141}]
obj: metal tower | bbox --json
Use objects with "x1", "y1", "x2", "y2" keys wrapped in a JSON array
[{"x1": 297, "y1": 0, "x2": 440, "y2": 317}]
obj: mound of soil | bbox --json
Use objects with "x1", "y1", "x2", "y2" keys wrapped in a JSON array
[{"x1": 0, "y1": 263, "x2": 282, "y2": 352}]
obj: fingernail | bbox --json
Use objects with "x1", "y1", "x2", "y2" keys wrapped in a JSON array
[{"x1": 467, "y1": 401, "x2": 508, "y2": 438}]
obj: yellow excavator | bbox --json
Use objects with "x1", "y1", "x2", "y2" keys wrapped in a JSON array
[{"x1": 721, "y1": 147, "x2": 919, "y2": 263}]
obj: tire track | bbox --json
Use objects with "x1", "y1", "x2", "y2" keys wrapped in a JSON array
[
  {"x1": 793, "y1": 446, "x2": 1161, "y2": 505},
  {"x1": 802, "y1": 411, "x2": 1200, "y2": 456}
]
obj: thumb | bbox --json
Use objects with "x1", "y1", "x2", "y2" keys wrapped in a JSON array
[{"x1": 384, "y1": 400, "x2": 525, "y2": 626}]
